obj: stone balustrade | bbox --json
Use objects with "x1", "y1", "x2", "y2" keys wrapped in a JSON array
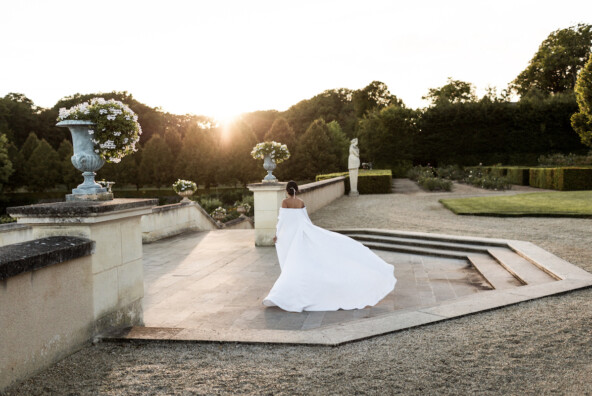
[
  {"x1": 248, "y1": 176, "x2": 346, "y2": 246},
  {"x1": 0, "y1": 236, "x2": 95, "y2": 390}
]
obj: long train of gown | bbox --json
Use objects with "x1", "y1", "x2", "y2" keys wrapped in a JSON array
[{"x1": 263, "y1": 207, "x2": 396, "y2": 312}]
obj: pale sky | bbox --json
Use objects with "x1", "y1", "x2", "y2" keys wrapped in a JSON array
[{"x1": 1, "y1": 0, "x2": 591, "y2": 120}]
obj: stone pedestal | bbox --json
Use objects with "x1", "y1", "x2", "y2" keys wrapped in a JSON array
[
  {"x1": 7, "y1": 198, "x2": 157, "y2": 334},
  {"x1": 247, "y1": 182, "x2": 286, "y2": 246},
  {"x1": 349, "y1": 168, "x2": 359, "y2": 196}
]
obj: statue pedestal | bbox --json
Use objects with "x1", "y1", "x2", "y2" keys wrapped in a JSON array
[
  {"x1": 247, "y1": 182, "x2": 286, "y2": 246},
  {"x1": 349, "y1": 168, "x2": 359, "y2": 196}
]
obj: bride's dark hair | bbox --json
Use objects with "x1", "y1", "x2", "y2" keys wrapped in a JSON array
[{"x1": 286, "y1": 180, "x2": 298, "y2": 197}]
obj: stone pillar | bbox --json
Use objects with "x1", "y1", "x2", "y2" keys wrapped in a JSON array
[
  {"x1": 247, "y1": 182, "x2": 286, "y2": 246},
  {"x1": 7, "y1": 198, "x2": 156, "y2": 334}
]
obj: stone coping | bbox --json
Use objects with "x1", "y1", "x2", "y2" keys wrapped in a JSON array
[
  {"x1": 7, "y1": 198, "x2": 158, "y2": 217},
  {"x1": 0, "y1": 223, "x2": 31, "y2": 234},
  {"x1": 0, "y1": 236, "x2": 94, "y2": 280},
  {"x1": 299, "y1": 176, "x2": 346, "y2": 194},
  {"x1": 247, "y1": 176, "x2": 346, "y2": 193},
  {"x1": 151, "y1": 201, "x2": 193, "y2": 214},
  {"x1": 149, "y1": 201, "x2": 253, "y2": 229}
]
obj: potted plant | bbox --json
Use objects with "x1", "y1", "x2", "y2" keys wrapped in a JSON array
[
  {"x1": 235, "y1": 202, "x2": 251, "y2": 216},
  {"x1": 250, "y1": 141, "x2": 290, "y2": 182},
  {"x1": 211, "y1": 206, "x2": 227, "y2": 224},
  {"x1": 173, "y1": 179, "x2": 197, "y2": 202},
  {"x1": 56, "y1": 98, "x2": 142, "y2": 199}
]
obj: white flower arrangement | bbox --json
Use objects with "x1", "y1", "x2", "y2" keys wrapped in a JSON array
[
  {"x1": 172, "y1": 179, "x2": 197, "y2": 193},
  {"x1": 235, "y1": 201, "x2": 251, "y2": 213},
  {"x1": 58, "y1": 98, "x2": 142, "y2": 163},
  {"x1": 250, "y1": 141, "x2": 290, "y2": 163},
  {"x1": 211, "y1": 206, "x2": 227, "y2": 218}
]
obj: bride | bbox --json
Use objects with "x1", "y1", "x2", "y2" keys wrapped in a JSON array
[{"x1": 263, "y1": 181, "x2": 396, "y2": 312}]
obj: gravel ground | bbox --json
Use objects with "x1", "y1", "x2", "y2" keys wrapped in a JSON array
[{"x1": 5, "y1": 181, "x2": 592, "y2": 395}]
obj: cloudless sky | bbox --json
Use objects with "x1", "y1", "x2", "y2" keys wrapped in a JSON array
[{"x1": 1, "y1": 0, "x2": 591, "y2": 119}]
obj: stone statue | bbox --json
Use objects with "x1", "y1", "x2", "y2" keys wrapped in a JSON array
[{"x1": 348, "y1": 138, "x2": 360, "y2": 197}]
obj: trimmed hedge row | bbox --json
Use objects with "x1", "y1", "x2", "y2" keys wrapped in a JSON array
[
  {"x1": 466, "y1": 166, "x2": 530, "y2": 186},
  {"x1": 467, "y1": 166, "x2": 592, "y2": 190},
  {"x1": 316, "y1": 170, "x2": 392, "y2": 194},
  {"x1": 529, "y1": 167, "x2": 592, "y2": 191}
]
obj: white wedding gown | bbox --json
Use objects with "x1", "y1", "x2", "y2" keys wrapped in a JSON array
[{"x1": 263, "y1": 207, "x2": 396, "y2": 312}]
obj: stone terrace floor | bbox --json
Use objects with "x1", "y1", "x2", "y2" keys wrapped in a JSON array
[{"x1": 107, "y1": 180, "x2": 592, "y2": 345}]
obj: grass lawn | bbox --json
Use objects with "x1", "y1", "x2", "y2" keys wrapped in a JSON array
[{"x1": 440, "y1": 190, "x2": 592, "y2": 217}]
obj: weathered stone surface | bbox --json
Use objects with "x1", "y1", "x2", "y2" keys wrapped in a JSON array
[
  {"x1": 0, "y1": 236, "x2": 94, "y2": 280},
  {"x1": 7, "y1": 198, "x2": 157, "y2": 217}
]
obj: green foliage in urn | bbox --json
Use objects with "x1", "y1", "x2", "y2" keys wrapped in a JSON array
[
  {"x1": 211, "y1": 206, "x2": 227, "y2": 218},
  {"x1": 251, "y1": 141, "x2": 290, "y2": 163},
  {"x1": 571, "y1": 52, "x2": 592, "y2": 148},
  {"x1": 58, "y1": 98, "x2": 142, "y2": 163},
  {"x1": 172, "y1": 179, "x2": 197, "y2": 193}
]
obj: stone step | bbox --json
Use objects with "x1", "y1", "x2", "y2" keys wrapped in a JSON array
[
  {"x1": 347, "y1": 233, "x2": 490, "y2": 254},
  {"x1": 467, "y1": 254, "x2": 523, "y2": 289},
  {"x1": 337, "y1": 229, "x2": 508, "y2": 248},
  {"x1": 362, "y1": 241, "x2": 468, "y2": 259},
  {"x1": 488, "y1": 248, "x2": 556, "y2": 285}
]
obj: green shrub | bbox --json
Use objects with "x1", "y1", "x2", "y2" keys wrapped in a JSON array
[
  {"x1": 316, "y1": 169, "x2": 392, "y2": 194},
  {"x1": 0, "y1": 215, "x2": 16, "y2": 224},
  {"x1": 466, "y1": 166, "x2": 530, "y2": 186},
  {"x1": 436, "y1": 165, "x2": 466, "y2": 181},
  {"x1": 418, "y1": 176, "x2": 452, "y2": 191},
  {"x1": 538, "y1": 152, "x2": 592, "y2": 166},
  {"x1": 199, "y1": 197, "x2": 223, "y2": 214},
  {"x1": 390, "y1": 160, "x2": 413, "y2": 178},
  {"x1": 406, "y1": 166, "x2": 434, "y2": 181}
]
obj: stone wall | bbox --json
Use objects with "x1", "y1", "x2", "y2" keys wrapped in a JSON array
[
  {"x1": 298, "y1": 176, "x2": 346, "y2": 214},
  {"x1": 141, "y1": 201, "x2": 253, "y2": 243},
  {"x1": 0, "y1": 237, "x2": 94, "y2": 391},
  {"x1": 0, "y1": 223, "x2": 34, "y2": 247}
]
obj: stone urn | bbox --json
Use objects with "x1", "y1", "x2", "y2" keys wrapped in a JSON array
[
  {"x1": 177, "y1": 190, "x2": 195, "y2": 203},
  {"x1": 262, "y1": 154, "x2": 277, "y2": 183},
  {"x1": 56, "y1": 120, "x2": 112, "y2": 201},
  {"x1": 237, "y1": 205, "x2": 246, "y2": 215}
]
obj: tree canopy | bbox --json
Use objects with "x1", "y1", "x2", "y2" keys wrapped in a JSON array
[
  {"x1": 511, "y1": 24, "x2": 592, "y2": 97},
  {"x1": 571, "y1": 52, "x2": 592, "y2": 147},
  {"x1": 423, "y1": 78, "x2": 477, "y2": 106}
]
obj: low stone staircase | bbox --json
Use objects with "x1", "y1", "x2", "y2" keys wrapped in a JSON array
[{"x1": 336, "y1": 229, "x2": 558, "y2": 290}]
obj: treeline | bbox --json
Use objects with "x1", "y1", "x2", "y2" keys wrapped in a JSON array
[{"x1": 0, "y1": 24, "x2": 590, "y2": 191}]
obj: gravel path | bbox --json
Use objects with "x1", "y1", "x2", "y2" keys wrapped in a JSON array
[{"x1": 5, "y1": 180, "x2": 592, "y2": 395}]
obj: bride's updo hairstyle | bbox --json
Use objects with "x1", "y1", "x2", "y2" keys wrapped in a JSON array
[{"x1": 286, "y1": 180, "x2": 298, "y2": 198}]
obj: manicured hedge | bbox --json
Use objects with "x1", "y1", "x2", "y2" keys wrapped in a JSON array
[
  {"x1": 529, "y1": 167, "x2": 592, "y2": 191},
  {"x1": 466, "y1": 166, "x2": 533, "y2": 186},
  {"x1": 316, "y1": 170, "x2": 392, "y2": 194}
]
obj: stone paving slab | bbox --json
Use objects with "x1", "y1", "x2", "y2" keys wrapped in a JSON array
[{"x1": 103, "y1": 228, "x2": 592, "y2": 345}]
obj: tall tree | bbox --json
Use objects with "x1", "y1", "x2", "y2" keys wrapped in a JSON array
[
  {"x1": 511, "y1": 24, "x2": 592, "y2": 97},
  {"x1": 20, "y1": 132, "x2": 40, "y2": 160},
  {"x1": 140, "y1": 135, "x2": 174, "y2": 188},
  {"x1": 423, "y1": 78, "x2": 477, "y2": 106},
  {"x1": 291, "y1": 119, "x2": 340, "y2": 180},
  {"x1": 220, "y1": 120, "x2": 258, "y2": 186},
  {"x1": 358, "y1": 105, "x2": 417, "y2": 169},
  {"x1": 26, "y1": 139, "x2": 60, "y2": 192},
  {"x1": 571, "y1": 52, "x2": 592, "y2": 147},
  {"x1": 175, "y1": 123, "x2": 220, "y2": 188},
  {"x1": 57, "y1": 139, "x2": 81, "y2": 190},
  {"x1": 264, "y1": 117, "x2": 296, "y2": 149},
  {"x1": 353, "y1": 81, "x2": 401, "y2": 117},
  {"x1": 5, "y1": 143, "x2": 25, "y2": 191},
  {"x1": 0, "y1": 134, "x2": 14, "y2": 192},
  {"x1": 326, "y1": 121, "x2": 349, "y2": 169}
]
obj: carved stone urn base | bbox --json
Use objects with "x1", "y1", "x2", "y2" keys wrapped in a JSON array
[{"x1": 66, "y1": 192, "x2": 114, "y2": 202}]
